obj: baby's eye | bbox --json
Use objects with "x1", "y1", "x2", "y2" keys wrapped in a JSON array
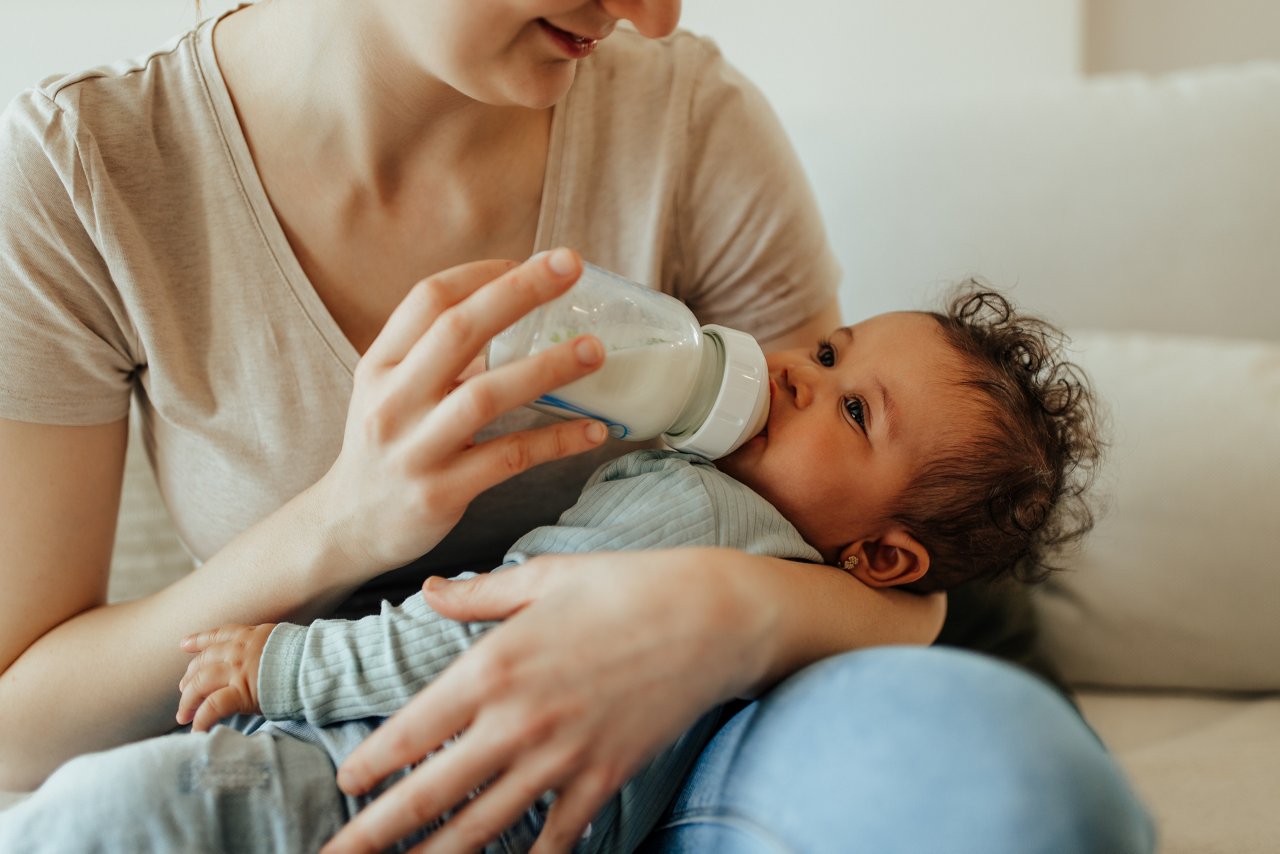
[
  {"x1": 844, "y1": 396, "x2": 867, "y2": 429},
  {"x1": 816, "y1": 339, "x2": 836, "y2": 367}
]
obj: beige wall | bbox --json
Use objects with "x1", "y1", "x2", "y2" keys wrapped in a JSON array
[{"x1": 1086, "y1": 0, "x2": 1280, "y2": 72}]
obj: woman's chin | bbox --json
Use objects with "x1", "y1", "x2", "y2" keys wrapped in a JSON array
[{"x1": 501, "y1": 65, "x2": 577, "y2": 109}]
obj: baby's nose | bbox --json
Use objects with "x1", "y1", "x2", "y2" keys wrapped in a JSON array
[{"x1": 785, "y1": 365, "x2": 814, "y2": 408}]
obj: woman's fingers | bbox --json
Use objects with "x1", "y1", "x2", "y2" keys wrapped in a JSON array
[
  {"x1": 408, "y1": 415, "x2": 605, "y2": 516},
  {"x1": 391, "y1": 249, "x2": 583, "y2": 400},
  {"x1": 337, "y1": 676, "x2": 476, "y2": 798},
  {"x1": 448, "y1": 420, "x2": 609, "y2": 501},
  {"x1": 326, "y1": 730, "x2": 511, "y2": 854},
  {"x1": 409, "y1": 333, "x2": 603, "y2": 453},
  {"x1": 420, "y1": 562, "x2": 553, "y2": 623},
  {"x1": 417, "y1": 750, "x2": 577, "y2": 854},
  {"x1": 328, "y1": 552, "x2": 747, "y2": 853},
  {"x1": 531, "y1": 773, "x2": 617, "y2": 854},
  {"x1": 362, "y1": 259, "x2": 518, "y2": 368}
]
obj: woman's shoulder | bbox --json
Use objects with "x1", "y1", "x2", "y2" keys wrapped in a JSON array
[{"x1": 2, "y1": 25, "x2": 214, "y2": 173}]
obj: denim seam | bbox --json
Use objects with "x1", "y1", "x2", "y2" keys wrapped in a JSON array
[{"x1": 658, "y1": 808, "x2": 795, "y2": 853}]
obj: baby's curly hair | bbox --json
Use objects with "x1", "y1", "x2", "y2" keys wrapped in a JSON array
[{"x1": 893, "y1": 282, "x2": 1103, "y2": 593}]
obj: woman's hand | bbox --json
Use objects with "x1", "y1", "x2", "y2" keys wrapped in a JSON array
[
  {"x1": 314, "y1": 249, "x2": 607, "y2": 581},
  {"x1": 176, "y1": 623, "x2": 276, "y2": 731},
  {"x1": 321, "y1": 548, "x2": 775, "y2": 854}
]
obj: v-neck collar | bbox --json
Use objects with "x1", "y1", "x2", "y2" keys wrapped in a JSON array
[{"x1": 194, "y1": 9, "x2": 574, "y2": 375}]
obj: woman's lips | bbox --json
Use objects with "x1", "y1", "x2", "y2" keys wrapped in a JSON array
[{"x1": 537, "y1": 19, "x2": 599, "y2": 59}]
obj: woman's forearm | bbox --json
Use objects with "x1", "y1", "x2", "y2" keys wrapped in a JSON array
[
  {"x1": 730, "y1": 556, "x2": 947, "y2": 698},
  {"x1": 0, "y1": 483, "x2": 358, "y2": 790}
]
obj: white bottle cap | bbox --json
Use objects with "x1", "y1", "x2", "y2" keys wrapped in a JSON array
[{"x1": 664, "y1": 324, "x2": 769, "y2": 460}]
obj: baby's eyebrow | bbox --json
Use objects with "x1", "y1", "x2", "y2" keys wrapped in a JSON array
[
  {"x1": 877, "y1": 378, "x2": 898, "y2": 442},
  {"x1": 832, "y1": 325, "x2": 854, "y2": 345}
]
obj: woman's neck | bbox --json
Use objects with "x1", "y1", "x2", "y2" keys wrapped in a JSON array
[{"x1": 214, "y1": 0, "x2": 549, "y2": 205}]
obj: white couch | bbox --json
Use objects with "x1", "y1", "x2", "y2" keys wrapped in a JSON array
[{"x1": 4, "y1": 61, "x2": 1279, "y2": 854}]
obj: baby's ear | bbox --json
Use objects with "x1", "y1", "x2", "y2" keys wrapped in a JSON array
[{"x1": 841, "y1": 527, "x2": 930, "y2": 588}]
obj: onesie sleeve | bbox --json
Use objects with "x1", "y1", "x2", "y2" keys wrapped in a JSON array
[
  {"x1": 0, "y1": 90, "x2": 137, "y2": 424},
  {"x1": 257, "y1": 572, "x2": 498, "y2": 726},
  {"x1": 673, "y1": 40, "x2": 841, "y2": 344}
]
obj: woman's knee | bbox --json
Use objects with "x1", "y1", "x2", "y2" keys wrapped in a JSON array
[{"x1": 657, "y1": 646, "x2": 1155, "y2": 854}]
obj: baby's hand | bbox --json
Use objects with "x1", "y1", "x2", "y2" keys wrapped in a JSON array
[{"x1": 177, "y1": 623, "x2": 277, "y2": 732}]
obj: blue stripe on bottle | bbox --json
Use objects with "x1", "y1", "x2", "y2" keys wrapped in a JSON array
[{"x1": 535, "y1": 394, "x2": 630, "y2": 438}]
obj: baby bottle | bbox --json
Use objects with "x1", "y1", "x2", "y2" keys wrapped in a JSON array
[{"x1": 487, "y1": 263, "x2": 770, "y2": 460}]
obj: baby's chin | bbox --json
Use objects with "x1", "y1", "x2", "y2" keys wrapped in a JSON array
[{"x1": 713, "y1": 441, "x2": 757, "y2": 483}]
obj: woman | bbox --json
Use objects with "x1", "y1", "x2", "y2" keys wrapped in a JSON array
[{"x1": 0, "y1": 1, "x2": 1152, "y2": 851}]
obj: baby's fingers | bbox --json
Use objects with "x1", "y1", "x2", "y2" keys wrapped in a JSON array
[
  {"x1": 177, "y1": 661, "x2": 222, "y2": 724},
  {"x1": 191, "y1": 686, "x2": 246, "y2": 733},
  {"x1": 180, "y1": 625, "x2": 252, "y2": 653}
]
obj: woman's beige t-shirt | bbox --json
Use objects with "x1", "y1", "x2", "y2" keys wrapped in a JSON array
[{"x1": 0, "y1": 16, "x2": 838, "y2": 579}]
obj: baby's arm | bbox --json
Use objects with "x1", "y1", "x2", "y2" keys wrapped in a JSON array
[
  {"x1": 177, "y1": 572, "x2": 498, "y2": 730},
  {"x1": 256, "y1": 576, "x2": 498, "y2": 726},
  {"x1": 177, "y1": 573, "x2": 496, "y2": 727}
]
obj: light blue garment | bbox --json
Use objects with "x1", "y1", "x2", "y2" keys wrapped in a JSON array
[{"x1": 645, "y1": 646, "x2": 1156, "y2": 854}]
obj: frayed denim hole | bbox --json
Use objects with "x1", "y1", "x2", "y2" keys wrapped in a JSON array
[{"x1": 177, "y1": 757, "x2": 272, "y2": 794}]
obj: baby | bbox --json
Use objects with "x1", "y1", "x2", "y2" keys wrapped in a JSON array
[{"x1": 0, "y1": 284, "x2": 1102, "y2": 853}]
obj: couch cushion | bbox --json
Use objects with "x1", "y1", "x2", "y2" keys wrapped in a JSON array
[
  {"x1": 1034, "y1": 331, "x2": 1280, "y2": 691},
  {"x1": 1078, "y1": 690, "x2": 1280, "y2": 854}
]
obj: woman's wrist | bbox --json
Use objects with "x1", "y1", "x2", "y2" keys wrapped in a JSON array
[
  {"x1": 265, "y1": 478, "x2": 378, "y2": 612},
  {"x1": 675, "y1": 549, "x2": 788, "y2": 700},
  {"x1": 707, "y1": 551, "x2": 947, "y2": 697}
]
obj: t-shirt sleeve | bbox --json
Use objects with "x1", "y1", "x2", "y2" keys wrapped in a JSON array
[
  {"x1": 0, "y1": 89, "x2": 137, "y2": 424},
  {"x1": 674, "y1": 40, "x2": 841, "y2": 344}
]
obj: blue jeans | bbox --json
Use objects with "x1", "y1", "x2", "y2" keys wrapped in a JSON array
[
  {"x1": 645, "y1": 647, "x2": 1155, "y2": 853},
  {"x1": 0, "y1": 647, "x2": 1153, "y2": 853}
]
